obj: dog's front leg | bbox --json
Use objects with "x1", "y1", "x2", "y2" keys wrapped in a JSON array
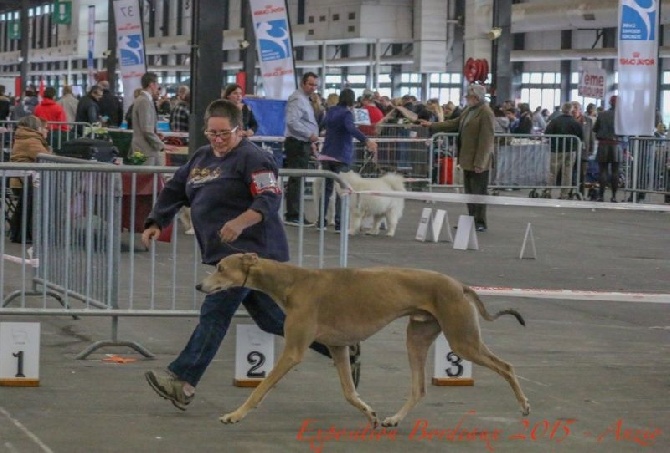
[
  {"x1": 220, "y1": 349, "x2": 303, "y2": 424},
  {"x1": 220, "y1": 317, "x2": 314, "y2": 424},
  {"x1": 329, "y1": 345, "x2": 379, "y2": 427},
  {"x1": 349, "y1": 211, "x2": 362, "y2": 235}
]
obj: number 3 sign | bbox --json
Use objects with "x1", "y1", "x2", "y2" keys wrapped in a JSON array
[
  {"x1": 234, "y1": 324, "x2": 274, "y2": 387},
  {"x1": 0, "y1": 322, "x2": 41, "y2": 387},
  {"x1": 432, "y1": 334, "x2": 474, "y2": 386}
]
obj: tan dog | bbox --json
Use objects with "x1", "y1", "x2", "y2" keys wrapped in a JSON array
[{"x1": 197, "y1": 253, "x2": 530, "y2": 427}]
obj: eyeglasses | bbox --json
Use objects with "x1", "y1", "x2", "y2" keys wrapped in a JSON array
[{"x1": 205, "y1": 127, "x2": 238, "y2": 139}]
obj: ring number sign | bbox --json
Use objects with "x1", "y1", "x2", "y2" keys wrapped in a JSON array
[
  {"x1": 234, "y1": 324, "x2": 274, "y2": 387},
  {"x1": 432, "y1": 334, "x2": 474, "y2": 386},
  {"x1": 0, "y1": 322, "x2": 41, "y2": 387}
]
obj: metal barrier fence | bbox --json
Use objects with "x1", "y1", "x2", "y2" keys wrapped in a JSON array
[
  {"x1": 429, "y1": 133, "x2": 583, "y2": 198},
  {"x1": 366, "y1": 124, "x2": 431, "y2": 179},
  {"x1": 0, "y1": 157, "x2": 351, "y2": 358},
  {"x1": 0, "y1": 120, "x2": 97, "y2": 159},
  {"x1": 251, "y1": 125, "x2": 434, "y2": 185},
  {"x1": 252, "y1": 129, "x2": 582, "y2": 198},
  {"x1": 622, "y1": 137, "x2": 670, "y2": 202}
]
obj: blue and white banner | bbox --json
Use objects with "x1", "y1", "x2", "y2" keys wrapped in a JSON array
[
  {"x1": 249, "y1": 0, "x2": 296, "y2": 99},
  {"x1": 113, "y1": 0, "x2": 147, "y2": 113},
  {"x1": 616, "y1": 0, "x2": 659, "y2": 136},
  {"x1": 87, "y1": 6, "x2": 95, "y2": 88}
]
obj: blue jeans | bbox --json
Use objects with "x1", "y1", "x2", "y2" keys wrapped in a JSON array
[{"x1": 169, "y1": 287, "x2": 329, "y2": 386}]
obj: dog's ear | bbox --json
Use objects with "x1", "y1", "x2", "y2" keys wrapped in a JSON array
[{"x1": 242, "y1": 253, "x2": 259, "y2": 267}]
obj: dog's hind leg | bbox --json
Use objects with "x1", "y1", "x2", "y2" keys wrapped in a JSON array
[
  {"x1": 330, "y1": 345, "x2": 380, "y2": 427},
  {"x1": 450, "y1": 339, "x2": 530, "y2": 417},
  {"x1": 382, "y1": 316, "x2": 441, "y2": 427}
]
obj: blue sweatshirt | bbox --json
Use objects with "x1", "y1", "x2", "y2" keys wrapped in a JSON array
[
  {"x1": 145, "y1": 139, "x2": 289, "y2": 265},
  {"x1": 320, "y1": 105, "x2": 369, "y2": 165}
]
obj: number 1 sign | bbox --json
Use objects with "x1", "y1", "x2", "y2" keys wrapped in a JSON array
[
  {"x1": 0, "y1": 322, "x2": 41, "y2": 387},
  {"x1": 432, "y1": 334, "x2": 474, "y2": 386},
  {"x1": 234, "y1": 324, "x2": 274, "y2": 387}
]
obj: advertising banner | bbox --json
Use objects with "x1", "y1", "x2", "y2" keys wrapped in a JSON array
[
  {"x1": 87, "y1": 6, "x2": 96, "y2": 88},
  {"x1": 248, "y1": 0, "x2": 296, "y2": 99},
  {"x1": 112, "y1": 0, "x2": 147, "y2": 113},
  {"x1": 616, "y1": 0, "x2": 659, "y2": 136},
  {"x1": 578, "y1": 67, "x2": 607, "y2": 100}
]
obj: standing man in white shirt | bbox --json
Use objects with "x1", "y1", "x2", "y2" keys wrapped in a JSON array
[
  {"x1": 131, "y1": 72, "x2": 164, "y2": 165},
  {"x1": 283, "y1": 72, "x2": 319, "y2": 226}
]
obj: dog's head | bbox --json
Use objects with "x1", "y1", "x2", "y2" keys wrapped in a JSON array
[{"x1": 196, "y1": 253, "x2": 259, "y2": 294}]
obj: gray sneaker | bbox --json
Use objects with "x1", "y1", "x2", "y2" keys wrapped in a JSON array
[
  {"x1": 349, "y1": 343, "x2": 361, "y2": 389},
  {"x1": 145, "y1": 370, "x2": 194, "y2": 411}
]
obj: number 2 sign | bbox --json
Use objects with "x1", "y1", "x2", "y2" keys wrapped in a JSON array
[
  {"x1": 0, "y1": 322, "x2": 41, "y2": 387},
  {"x1": 432, "y1": 334, "x2": 474, "y2": 386},
  {"x1": 234, "y1": 324, "x2": 274, "y2": 387}
]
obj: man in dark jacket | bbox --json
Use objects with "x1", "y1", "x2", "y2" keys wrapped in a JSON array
[
  {"x1": 0, "y1": 85, "x2": 10, "y2": 120},
  {"x1": 75, "y1": 85, "x2": 103, "y2": 125},
  {"x1": 97, "y1": 81, "x2": 123, "y2": 127},
  {"x1": 544, "y1": 102, "x2": 583, "y2": 199}
]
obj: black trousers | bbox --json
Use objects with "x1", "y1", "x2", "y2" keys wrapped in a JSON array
[
  {"x1": 463, "y1": 170, "x2": 489, "y2": 227},
  {"x1": 10, "y1": 185, "x2": 33, "y2": 242},
  {"x1": 319, "y1": 160, "x2": 349, "y2": 227},
  {"x1": 284, "y1": 137, "x2": 312, "y2": 219}
]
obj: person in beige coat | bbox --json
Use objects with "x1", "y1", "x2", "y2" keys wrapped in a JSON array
[
  {"x1": 9, "y1": 115, "x2": 51, "y2": 243},
  {"x1": 58, "y1": 85, "x2": 79, "y2": 123},
  {"x1": 131, "y1": 72, "x2": 164, "y2": 165},
  {"x1": 420, "y1": 84, "x2": 495, "y2": 231}
]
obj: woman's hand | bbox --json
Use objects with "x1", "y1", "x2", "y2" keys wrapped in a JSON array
[
  {"x1": 141, "y1": 225, "x2": 161, "y2": 249},
  {"x1": 219, "y1": 219, "x2": 245, "y2": 243}
]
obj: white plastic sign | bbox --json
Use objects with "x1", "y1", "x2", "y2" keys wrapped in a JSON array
[
  {"x1": 0, "y1": 322, "x2": 40, "y2": 386},
  {"x1": 433, "y1": 334, "x2": 473, "y2": 385},
  {"x1": 234, "y1": 324, "x2": 274, "y2": 386}
]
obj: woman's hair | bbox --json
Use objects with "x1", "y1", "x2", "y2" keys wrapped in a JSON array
[
  {"x1": 326, "y1": 93, "x2": 339, "y2": 107},
  {"x1": 310, "y1": 93, "x2": 323, "y2": 116},
  {"x1": 18, "y1": 115, "x2": 43, "y2": 131},
  {"x1": 43, "y1": 86, "x2": 56, "y2": 100},
  {"x1": 223, "y1": 84, "x2": 243, "y2": 99},
  {"x1": 204, "y1": 99, "x2": 242, "y2": 128},
  {"x1": 337, "y1": 88, "x2": 356, "y2": 107},
  {"x1": 62, "y1": 85, "x2": 73, "y2": 96}
]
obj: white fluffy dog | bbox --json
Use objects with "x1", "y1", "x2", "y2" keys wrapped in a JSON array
[{"x1": 338, "y1": 171, "x2": 406, "y2": 236}]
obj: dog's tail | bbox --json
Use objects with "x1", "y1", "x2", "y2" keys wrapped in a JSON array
[
  {"x1": 464, "y1": 286, "x2": 526, "y2": 326},
  {"x1": 381, "y1": 173, "x2": 407, "y2": 192}
]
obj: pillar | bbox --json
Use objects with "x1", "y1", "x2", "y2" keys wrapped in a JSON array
[
  {"x1": 602, "y1": 28, "x2": 617, "y2": 101},
  {"x1": 560, "y1": 30, "x2": 572, "y2": 104},
  {"x1": 189, "y1": 0, "x2": 225, "y2": 153},
  {"x1": 241, "y1": 0, "x2": 256, "y2": 94},
  {"x1": 107, "y1": 0, "x2": 117, "y2": 93},
  {"x1": 19, "y1": 0, "x2": 30, "y2": 95},
  {"x1": 491, "y1": 0, "x2": 512, "y2": 105}
]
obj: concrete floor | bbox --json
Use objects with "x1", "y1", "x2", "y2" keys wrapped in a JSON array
[{"x1": 1, "y1": 196, "x2": 669, "y2": 453}]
